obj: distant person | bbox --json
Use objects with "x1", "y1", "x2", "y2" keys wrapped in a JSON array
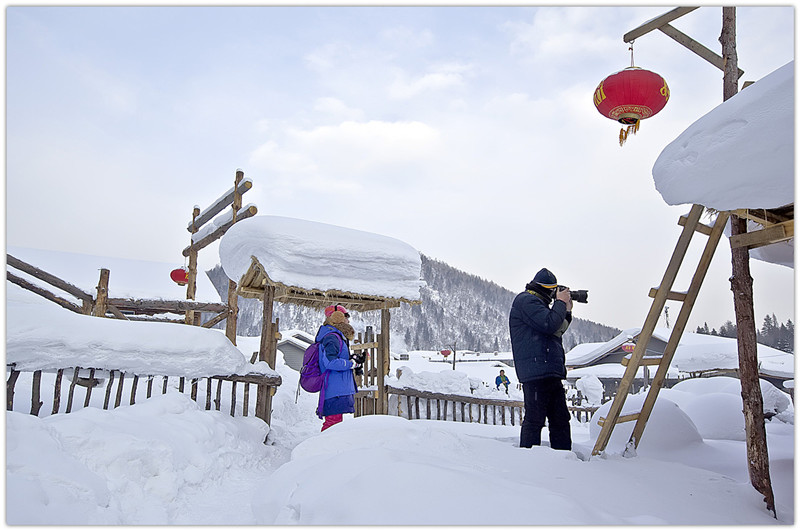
[
  {"x1": 508, "y1": 268, "x2": 573, "y2": 451},
  {"x1": 315, "y1": 305, "x2": 365, "y2": 431},
  {"x1": 495, "y1": 369, "x2": 510, "y2": 394}
]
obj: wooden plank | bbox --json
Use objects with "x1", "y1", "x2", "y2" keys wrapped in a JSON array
[
  {"x1": 31, "y1": 370, "x2": 43, "y2": 416},
  {"x1": 201, "y1": 310, "x2": 228, "y2": 329},
  {"x1": 187, "y1": 177, "x2": 253, "y2": 232},
  {"x1": 623, "y1": 6, "x2": 699, "y2": 42},
  {"x1": 230, "y1": 381, "x2": 237, "y2": 417},
  {"x1": 162, "y1": 375, "x2": 169, "y2": 395},
  {"x1": 678, "y1": 215, "x2": 713, "y2": 235},
  {"x1": 115, "y1": 372, "x2": 125, "y2": 408},
  {"x1": 67, "y1": 367, "x2": 80, "y2": 413},
  {"x1": 103, "y1": 371, "x2": 115, "y2": 409},
  {"x1": 130, "y1": 374, "x2": 139, "y2": 405},
  {"x1": 6, "y1": 272, "x2": 84, "y2": 314},
  {"x1": 108, "y1": 298, "x2": 227, "y2": 313},
  {"x1": 206, "y1": 378, "x2": 213, "y2": 410},
  {"x1": 84, "y1": 368, "x2": 96, "y2": 407},
  {"x1": 7, "y1": 369, "x2": 19, "y2": 411},
  {"x1": 6, "y1": 254, "x2": 93, "y2": 303},
  {"x1": 729, "y1": 221, "x2": 793, "y2": 250},
  {"x1": 621, "y1": 355, "x2": 663, "y2": 366},
  {"x1": 648, "y1": 288, "x2": 687, "y2": 301},
  {"x1": 215, "y1": 379, "x2": 223, "y2": 410},
  {"x1": 182, "y1": 204, "x2": 258, "y2": 257},
  {"x1": 659, "y1": 23, "x2": 744, "y2": 77},
  {"x1": 52, "y1": 369, "x2": 64, "y2": 414}
]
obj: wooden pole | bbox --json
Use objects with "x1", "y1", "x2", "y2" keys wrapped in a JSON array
[
  {"x1": 225, "y1": 170, "x2": 244, "y2": 345},
  {"x1": 92, "y1": 269, "x2": 110, "y2": 318},
  {"x1": 378, "y1": 308, "x2": 391, "y2": 415},
  {"x1": 721, "y1": 7, "x2": 775, "y2": 517},
  {"x1": 256, "y1": 284, "x2": 276, "y2": 424},
  {"x1": 186, "y1": 206, "x2": 200, "y2": 325}
]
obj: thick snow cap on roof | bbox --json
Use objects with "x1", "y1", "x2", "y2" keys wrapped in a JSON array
[
  {"x1": 219, "y1": 215, "x2": 424, "y2": 302},
  {"x1": 652, "y1": 61, "x2": 794, "y2": 211}
]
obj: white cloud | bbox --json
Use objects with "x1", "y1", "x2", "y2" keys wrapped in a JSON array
[
  {"x1": 388, "y1": 62, "x2": 473, "y2": 99},
  {"x1": 381, "y1": 26, "x2": 434, "y2": 49},
  {"x1": 312, "y1": 97, "x2": 365, "y2": 120},
  {"x1": 249, "y1": 119, "x2": 441, "y2": 188}
]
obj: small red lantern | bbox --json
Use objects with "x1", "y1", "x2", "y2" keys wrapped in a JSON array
[
  {"x1": 594, "y1": 66, "x2": 669, "y2": 146},
  {"x1": 440, "y1": 349, "x2": 451, "y2": 358},
  {"x1": 621, "y1": 342, "x2": 636, "y2": 353},
  {"x1": 170, "y1": 267, "x2": 189, "y2": 286}
]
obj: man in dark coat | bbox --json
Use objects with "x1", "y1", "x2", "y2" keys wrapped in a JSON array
[{"x1": 509, "y1": 268, "x2": 573, "y2": 450}]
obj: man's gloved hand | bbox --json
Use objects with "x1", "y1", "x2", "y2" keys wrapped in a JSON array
[{"x1": 351, "y1": 351, "x2": 367, "y2": 365}]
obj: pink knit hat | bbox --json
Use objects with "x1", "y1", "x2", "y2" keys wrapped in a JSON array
[{"x1": 324, "y1": 304, "x2": 350, "y2": 318}]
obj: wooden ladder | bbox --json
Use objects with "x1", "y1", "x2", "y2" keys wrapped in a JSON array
[{"x1": 591, "y1": 204, "x2": 731, "y2": 456}]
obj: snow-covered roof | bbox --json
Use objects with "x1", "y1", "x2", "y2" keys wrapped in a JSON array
[
  {"x1": 7, "y1": 245, "x2": 221, "y2": 303},
  {"x1": 652, "y1": 61, "x2": 794, "y2": 211},
  {"x1": 219, "y1": 216, "x2": 424, "y2": 310},
  {"x1": 566, "y1": 327, "x2": 794, "y2": 379},
  {"x1": 6, "y1": 282, "x2": 274, "y2": 378}
]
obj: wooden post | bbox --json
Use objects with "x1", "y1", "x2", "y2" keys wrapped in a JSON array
[
  {"x1": 256, "y1": 285, "x2": 276, "y2": 424},
  {"x1": 721, "y1": 7, "x2": 776, "y2": 517},
  {"x1": 225, "y1": 170, "x2": 244, "y2": 345},
  {"x1": 186, "y1": 206, "x2": 200, "y2": 325},
  {"x1": 6, "y1": 369, "x2": 19, "y2": 411},
  {"x1": 31, "y1": 370, "x2": 43, "y2": 416},
  {"x1": 93, "y1": 269, "x2": 110, "y2": 317},
  {"x1": 377, "y1": 308, "x2": 391, "y2": 415}
]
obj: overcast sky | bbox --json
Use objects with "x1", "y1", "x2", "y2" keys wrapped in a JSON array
[{"x1": 6, "y1": 5, "x2": 795, "y2": 332}]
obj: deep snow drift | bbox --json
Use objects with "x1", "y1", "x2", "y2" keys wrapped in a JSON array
[{"x1": 5, "y1": 283, "x2": 794, "y2": 525}]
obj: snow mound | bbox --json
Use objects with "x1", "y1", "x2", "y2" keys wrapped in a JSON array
[
  {"x1": 219, "y1": 215, "x2": 424, "y2": 302},
  {"x1": 652, "y1": 61, "x2": 794, "y2": 211},
  {"x1": 589, "y1": 393, "x2": 703, "y2": 454}
]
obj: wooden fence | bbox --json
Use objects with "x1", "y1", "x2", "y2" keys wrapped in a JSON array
[
  {"x1": 6, "y1": 364, "x2": 281, "y2": 423},
  {"x1": 354, "y1": 385, "x2": 599, "y2": 426}
]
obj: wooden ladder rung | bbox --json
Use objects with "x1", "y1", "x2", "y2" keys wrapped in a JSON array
[
  {"x1": 621, "y1": 355, "x2": 663, "y2": 366},
  {"x1": 678, "y1": 215, "x2": 713, "y2": 235},
  {"x1": 597, "y1": 412, "x2": 640, "y2": 427},
  {"x1": 648, "y1": 288, "x2": 687, "y2": 301}
]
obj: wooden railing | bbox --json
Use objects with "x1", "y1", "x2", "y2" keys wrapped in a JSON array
[
  {"x1": 6, "y1": 364, "x2": 281, "y2": 423},
  {"x1": 355, "y1": 386, "x2": 599, "y2": 426}
]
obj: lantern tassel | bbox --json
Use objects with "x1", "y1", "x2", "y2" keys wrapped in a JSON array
[{"x1": 618, "y1": 119, "x2": 641, "y2": 146}]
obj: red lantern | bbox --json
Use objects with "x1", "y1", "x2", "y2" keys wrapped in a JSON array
[
  {"x1": 170, "y1": 267, "x2": 189, "y2": 286},
  {"x1": 440, "y1": 349, "x2": 451, "y2": 358},
  {"x1": 621, "y1": 342, "x2": 636, "y2": 353},
  {"x1": 594, "y1": 66, "x2": 669, "y2": 145}
]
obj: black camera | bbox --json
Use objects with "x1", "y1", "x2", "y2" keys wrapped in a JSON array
[{"x1": 558, "y1": 285, "x2": 589, "y2": 304}]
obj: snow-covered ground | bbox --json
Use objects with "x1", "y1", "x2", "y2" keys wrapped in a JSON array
[{"x1": 6, "y1": 281, "x2": 794, "y2": 525}]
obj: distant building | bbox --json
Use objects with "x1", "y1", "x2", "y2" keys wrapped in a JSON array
[
  {"x1": 277, "y1": 329, "x2": 315, "y2": 372},
  {"x1": 565, "y1": 327, "x2": 794, "y2": 401}
]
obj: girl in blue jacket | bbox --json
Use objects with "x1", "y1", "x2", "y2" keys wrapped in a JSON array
[{"x1": 316, "y1": 305, "x2": 362, "y2": 431}]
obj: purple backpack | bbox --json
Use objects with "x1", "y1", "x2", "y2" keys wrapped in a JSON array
[{"x1": 299, "y1": 333, "x2": 342, "y2": 393}]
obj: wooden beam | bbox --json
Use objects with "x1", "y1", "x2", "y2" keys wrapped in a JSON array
[
  {"x1": 6, "y1": 254, "x2": 93, "y2": 303},
  {"x1": 658, "y1": 23, "x2": 744, "y2": 77},
  {"x1": 623, "y1": 7, "x2": 699, "y2": 42},
  {"x1": 182, "y1": 204, "x2": 258, "y2": 257},
  {"x1": 6, "y1": 272, "x2": 84, "y2": 314},
  {"x1": 107, "y1": 298, "x2": 227, "y2": 313},
  {"x1": 186, "y1": 178, "x2": 252, "y2": 232},
  {"x1": 678, "y1": 215, "x2": 713, "y2": 236},
  {"x1": 729, "y1": 221, "x2": 793, "y2": 250}
]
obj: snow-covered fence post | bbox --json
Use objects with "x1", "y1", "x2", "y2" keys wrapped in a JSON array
[{"x1": 224, "y1": 170, "x2": 245, "y2": 345}]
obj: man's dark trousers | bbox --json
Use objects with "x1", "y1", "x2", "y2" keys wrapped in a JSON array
[{"x1": 520, "y1": 377, "x2": 572, "y2": 450}]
